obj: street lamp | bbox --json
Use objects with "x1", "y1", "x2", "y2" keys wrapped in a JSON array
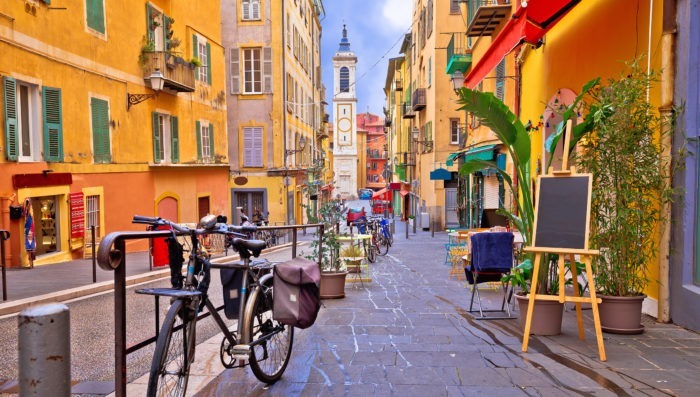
[
  {"x1": 285, "y1": 135, "x2": 307, "y2": 156},
  {"x1": 412, "y1": 126, "x2": 433, "y2": 151},
  {"x1": 450, "y1": 70, "x2": 465, "y2": 93},
  {"x1": 127, "y1": 68, "x2": 165, "y2": 110}
]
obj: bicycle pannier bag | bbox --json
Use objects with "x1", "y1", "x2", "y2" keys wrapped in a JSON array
[
  {"x1": 273, "y1": 257, "x2": 321, "y2": 329},
  {"x1": 221, "y1": 268, "x2": 245, "y2": 320}
]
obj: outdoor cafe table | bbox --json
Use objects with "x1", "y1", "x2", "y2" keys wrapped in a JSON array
[{"x1": 337, "y1": 234, "x2": 372, "y2": 283}]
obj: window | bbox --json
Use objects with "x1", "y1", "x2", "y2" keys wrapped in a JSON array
[
  {"x1": 428, "y1": 57, "x2": 432, "y2": 87},
  {"x1": 495, "y1": 59, "x2": 505, "y2": 101},
  {"x1": 450, "y1": 118, "x2": 460, "y2": 145},
  {"x1": 242, "y1": 0, "x2": 260, "y2": 21},
  {"x1": 86, "y1": 0, "x2": 105, "y2": 34},
  {"x1": 243, "y1": 48, "x2": 262, "y2": 94},
  {"x1": 151, "y1": 112, "x2": 179, "y2": 163},
  {"x1": 193, "y1": 36, "x2": 211, "y2": 84},
  {"x1": 286, "y1": 14, "x2": 291, "y2": 47},
  {"x1": 197, "y1": 121, "x2": 214, "y2": 161},
  {"x1": 243, "y1": 126, "x2": 263, "y2": 167},
  {"x1": 3, "y1": 77, "x2": 53, "y2": 162},
  {"x1": 339, "y1": 66, "x2": 349, "y2": 93},
  {"x1": 90, "y1": 97, "x2": 111, "y2": 163},
  {"x1": 450, "y1": 0, "x2": 460, "y2": 13},
  {"x1": 230, "y1": 47, "x2": 240, "y2": 94},
  {"x1": 85, "y1": 194, "x2": 100, "y2": 234}
]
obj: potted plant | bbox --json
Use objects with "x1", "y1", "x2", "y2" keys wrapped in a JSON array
[
  {"x1": 305, "y1": 199, "x2": 347, "y2": 299},
  {"x1": 138, "y1": 36, "x2": 155, "y2": 68},
  {"x1": 340, "y1": 244, "x2": 364, "y2": 273},
  {"x1": 457, "y1": 79, "x2": 597, "y2": 334},
  {"x1": 189, "y1": 57, "x2": 203, "y2": 68},
  {"x1": 572, "y1": 59, "x2": 676, "y2": 334}
]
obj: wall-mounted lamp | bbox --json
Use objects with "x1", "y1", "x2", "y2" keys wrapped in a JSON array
[
  {"x1": 285, "y1": 135, "x2": 307, "y2": 157},
  {"x1": 127, "y1": 68, "x2": 165, "y2": 111},
  {"x1": 412, "y1": 126, "x2": 433, "y2": 151},
  {"x1": 450, "y1": 70, "x2": 465, "y2": 94}
]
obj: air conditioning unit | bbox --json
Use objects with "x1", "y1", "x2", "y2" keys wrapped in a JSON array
[{"x1": 420, "y1": 212, "x2": 430, "y2": 230}]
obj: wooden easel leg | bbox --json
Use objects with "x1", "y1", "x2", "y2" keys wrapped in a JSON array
[
  {"x1": 569, "y1": 254, "x2": 584, "y2": 340},
  {"x1": 584, "y1": 256, "x2": 606, "y2": 361},
  {"x1": 522, "y1": 253, "x2": 542, "y2": 352}
]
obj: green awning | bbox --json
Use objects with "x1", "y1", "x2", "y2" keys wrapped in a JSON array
[{"x1": 446, "y1": 144, "x2": 496, "y2": 166}]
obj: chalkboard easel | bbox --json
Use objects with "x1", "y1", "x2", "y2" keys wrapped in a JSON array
[{"x1": 521, "y1": 120, "x2": 606, "y2": 361}]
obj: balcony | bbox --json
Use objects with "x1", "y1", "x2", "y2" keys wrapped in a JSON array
[
  {"x1": 402, "y1": 102, "x2": 415, "y2": 119},
  {"x1": 395, "y1": 77, "x2": 403, "y2": 91},
  {"x1": 466, "y1": 0, "x2": 512, "y2": 38},
  {"x1": 446, "y1": 33, "x2": 472, "y2": 75},
  {"x1": 142, "y1": 51, "x2": 195, "y2": 92},
  {"x1": 412, "y1": 88, "x2": 426, "y2": 111}
]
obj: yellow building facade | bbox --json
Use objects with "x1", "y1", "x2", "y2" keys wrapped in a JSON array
[
  {"x1": 223, "y1": 0, "x2": 325, "y2": 226},
  {"x1": 1, "y1": 0, "x2": 228, "y2": 267}
]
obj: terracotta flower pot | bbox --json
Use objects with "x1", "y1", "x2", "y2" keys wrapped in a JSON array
[
  {"x1": 515, "y1": 294, "x2": 564, "y2": 336},
  {"x1": 345, "y1": 260, "x2": 362, "y2": 273},
  {"x1": 319, "y1": 271, "x2": 347, "y2": 299},
  {"x1": 598, "y1": 294, "x2": 645, "y2": 334}
]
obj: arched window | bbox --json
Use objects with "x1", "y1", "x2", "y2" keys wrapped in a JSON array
[{"x1": 339, "y1": 67, "x2": 349, "y2": 92}]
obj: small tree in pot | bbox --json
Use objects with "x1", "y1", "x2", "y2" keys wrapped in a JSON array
[
  {"x1": 573, "y1": 59, "x2": 677, "y2": 333},
  {"x1": 305, "y1": 199, "x2": 347, "y2": 298}
]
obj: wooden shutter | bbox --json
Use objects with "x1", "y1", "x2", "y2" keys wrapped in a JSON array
[
  {"x1": 242, "y1": 0, "x2": 250, "y2": 20},
  {"x1": 163, "y1": 13, "x2": 171, "y2": 52},
  {"x1": 171, "y1": 116, "x2": 179, "y2": 163},
  {"x1": 91, "y1": 97, "x2": 110, "y2": 163},
  {"x1": 87, "y1": 0, "x2": 105, "y2": 34},
  {"x1": 495, "y1": 59, "x2": 505, "y2": 101},
  {"x1": 230, "y1": 47, "x2": 240, "y2": 94},
  {"x1": 263, "y1": 47, "x2": 272, "y2": 93},
  {"x1": 196, "y1": 120, "x2": 202, "y2": 160},
  {"x1": 3, "y1": 77, "x2": 18, "y2": 160},
  {"x1": 243, "y1": 127, "x2": 263, "y2": 167},
  {"x1": 252, "y1": 0, "x2": 260, "y2": 19},
  {"x1": 152, "y1": 112, "x2": 161, "y2": 162},
  {"x1": 42, "y1": 87, "x2": 63, "y2": 162},
  {"x1": 208, "y1": 123, "x2": 214, "y2": 160},
  {"x1": 193, "y1": 35, "x2": 198, "y2": 81},
  {"x1": 146, "y1": 4, "x2": 155, "y2": 44},
  {"x1": 206, "y1": 42, "x2": 212, "y2": 85}
]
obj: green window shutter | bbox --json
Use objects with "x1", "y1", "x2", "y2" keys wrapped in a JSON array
[
  {"x1": 196, "y1": 120, "x2": 202, "y2": 159},
  {"x1": 206, "y1": 42, "x2": 212, "y2": 85},
  {"x1": 152, "y1": 112, "x2": 161, "y2": 162},
  {"x1": 193, "y1": 35, "x2": 199, "y2": 81},
  {"x1": 163, "y1": 13, "x2": 171, "y2": 51},
  {"x1": 90, "y1": 97, "x2": 110, "y2": 163},
  {"x1": 171, "y1": 116, "x2": 179, "y2": 163},
  {"x1": 208, "y1": 123, "x2": 214, "y2": 159},
  {"x1": 43, "y1": 87, "x2": 64, "y2": 162},
  {"x1": 146, "y1": 4, "x2": 155, "y2": 44},
  {"x1": 87, "y1": 0, "x2": 105, "y2": 34},
  {"x1": 3, "y1": 77, "x2": 18, "y2": 161}
]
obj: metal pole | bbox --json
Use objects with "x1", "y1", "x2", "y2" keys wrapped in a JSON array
[
  {"x1": 19, "y1": 303, "x2": 71, "y2": 397},
  {"x1": 291, "y1": 227, "x2": 298, "y2": 258},
  {"x1": 114, "y1": 239, "x2": 127, "y2": 397},
  {"x1": 405, "y1": 220, "x2": 409, "y2": 240},
  {"x1": 1, "y1": 230, "x2": 8, "y2": 301},
  {"x1": 91, "y1": 226, "x2": 96, "y2": 283}
]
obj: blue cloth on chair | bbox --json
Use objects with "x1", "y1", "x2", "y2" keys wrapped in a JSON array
[{"x1": 465, "y1": 232, "x2": 514, "y2": 284}]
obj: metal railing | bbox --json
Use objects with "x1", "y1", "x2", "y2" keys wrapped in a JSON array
[
  {"x1": 96, "y1": 223, "x2": 324, "y2": 397},
  {"x1": 1, "y1": 229, "x2": 9, "y2": 301},
  {"x1": 142, "y1": 51, "x2": 196, "y2": 92}
]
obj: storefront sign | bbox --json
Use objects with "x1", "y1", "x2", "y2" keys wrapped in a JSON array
[{"x1": 69, "y1": 192, "x2": 85, "y2": 238}]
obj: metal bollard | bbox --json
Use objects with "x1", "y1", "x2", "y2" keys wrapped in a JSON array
[{"x1": 19, "y1": 303, "x2": 71, "y2": 397}]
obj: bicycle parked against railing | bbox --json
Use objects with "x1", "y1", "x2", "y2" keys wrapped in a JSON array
[{"x1": 132, "y1": 214, "x2": 294, "y2": 396}]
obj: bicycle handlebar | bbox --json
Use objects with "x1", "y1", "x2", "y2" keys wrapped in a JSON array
[{"x1": 132, "y1": 215, "x2": 257, "y2": 237}]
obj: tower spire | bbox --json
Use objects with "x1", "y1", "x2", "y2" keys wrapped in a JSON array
[{"x1": 338, "y1": 24, "x2": 351, "y2": 52}]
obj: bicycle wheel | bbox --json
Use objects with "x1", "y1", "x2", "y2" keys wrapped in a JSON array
[
  {"x1": 378, "y1": 235, "x2": 390, "y2": 256},
  {"x1": 147, "y1": 298, "x2": 198, "y2": 397},
  {"x1": 367, "y1": 242, "x2": 377, "y2": 263},
  {"x1": 245, "y1": 277, "x2": 294, "y2": 383}
]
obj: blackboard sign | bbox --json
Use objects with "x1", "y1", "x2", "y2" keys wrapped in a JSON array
[{"x1": 533, "y1": 174, "x2": 591, "y2": 250}]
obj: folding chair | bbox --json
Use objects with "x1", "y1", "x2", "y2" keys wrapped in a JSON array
[{"x1": 466, "y1": 232, "x2": 517, "y2": 320}]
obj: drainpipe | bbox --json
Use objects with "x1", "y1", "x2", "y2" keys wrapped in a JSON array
[
  {"x1": 282, "y1": 0, "x2": 288, "y2": 168},
  {"x1": 657, "y1": 0, "x2": 676, "y2": 324}
]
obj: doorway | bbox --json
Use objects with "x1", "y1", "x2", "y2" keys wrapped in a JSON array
[{"x1": 32, "y1": 196, "x2": 59, "y2": 256}]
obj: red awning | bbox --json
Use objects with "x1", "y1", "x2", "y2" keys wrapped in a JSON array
[
  {"x1": 464, "y1": 0, "x2": 581, "y2": 89},
  {"x1": 372, "y1": 187, "x2": 389, "y2": 199}
]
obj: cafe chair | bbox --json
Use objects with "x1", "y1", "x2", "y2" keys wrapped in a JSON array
[{"x1": 466, "y1": 232, "x2": 517, "y2": 320}]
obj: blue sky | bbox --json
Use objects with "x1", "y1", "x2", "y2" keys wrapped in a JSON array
[{"x1": 320, "y1": 0, "x2": 411, "y2": 119}]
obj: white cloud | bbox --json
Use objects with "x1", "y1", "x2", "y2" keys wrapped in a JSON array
[{"x1": 382, "y1": 0, "x2": 412, "y2": 31}]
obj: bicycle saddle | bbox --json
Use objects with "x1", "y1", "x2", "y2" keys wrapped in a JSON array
[{"x1": 231, "y1": 238, "x2": 266, "y2": 258}]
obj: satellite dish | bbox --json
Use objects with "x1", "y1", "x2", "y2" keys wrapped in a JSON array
[{"x1": 234, "y1": 176, "x2": 248, "y2": 185}]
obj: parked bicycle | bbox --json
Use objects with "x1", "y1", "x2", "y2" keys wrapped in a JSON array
[{"x1": 132, "y1": 214, "x2": 294, "y2": 396}]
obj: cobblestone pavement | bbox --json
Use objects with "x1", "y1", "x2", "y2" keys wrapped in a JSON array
[{"x1": 189, "y1": 223, "x2": 699, "y2": 397}]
